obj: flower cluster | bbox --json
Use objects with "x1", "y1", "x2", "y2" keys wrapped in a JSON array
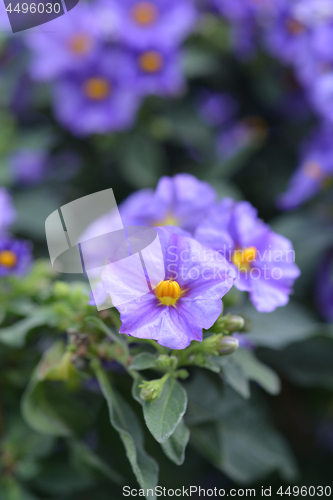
[
  {"x1": 210, "y1": 0, "x2": 333, "y2": 209},
  {"x1": 24, "y1": 0, "x2": 197, "y2": 136},
  {"x1": 89, "y1": 174, "x2": 300, "y2": 349},
  {"x1": 0, "y1": 188, "x2": 32, "y2": 276}
]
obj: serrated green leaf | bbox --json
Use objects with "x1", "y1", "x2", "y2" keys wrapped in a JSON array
[
  {"x1": 160, "y1": 419, "x2": 190, "y2": 466},
  {"x1": 143, "y1": 376, "x2": 187, "y2": 443},
  {"x1": 93, "y1": 362, "x2": 158, "y2": 498}
]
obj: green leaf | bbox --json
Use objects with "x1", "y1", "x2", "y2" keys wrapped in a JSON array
[
  {"x1": 21, "y1": 375, "x2": 72, "y2": 437},
  {"x1": 183, "y1": 48, "x2": 219, "y2": 78},
  {"x1": 241, "y1": 300, "x2": 323, "y2": 349},
  {"x1": 232, "y1": 349, "x2": 281, "y2": 395},
  {"x1": 129, "y1": 353, "x2": 158, "y2": 371},
  {"x1": 118, "y1": 133, "x2": 165, "y2": 188},
  {"x1": 190, "y1": 388, "x2": 298, "y2": 484},
  {"x1": 185, "y1": 371, "x2": 234, "y2": 426},
  {"x1": 69, "y1": 440, "x2": 123, "y2": 484},
  {"x1": 21, "y1": 343, "x2": 96, "y2": 437},
  {"x1": 93, "y1": 362, "x2": 159, "y2": 497},
  {"x1": 143, "y1": 376, "x2": 187, "y2": 443},
  {"x1": 260, "y1": 337, "x2": 333, "y2": 390},
  {"x1": 0, "y1": 308, "x2": 53, "y2": 347},
  {"x1": 160, "y1": 419, "x2": 190, "y2": 466},
  {"x1": 220, "y1": 357, "x2": 250, "y2": 399}
]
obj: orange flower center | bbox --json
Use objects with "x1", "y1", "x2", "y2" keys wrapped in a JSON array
[
  {"x1": 232, "y1": 247, "x2": 257, "y2": 273},
  {"x1": 131, "y1": 1, "x2": 158, "y2": 26},
  {"x1": 0, "y1": 250, "x2": 17, "y2": 268},
  {"x1": 139, "y1": 50, "x2": 163, "y2": 73},
  {"x1": 155, "y1": 280, "x2": 181, "y2": 306},
  {"x1": 83, "y1": 78, "x2": 110, "y2": 100},
  {"x1": 286, "y1": 18, "x2": 306, "y2": 35},
  {"x1": 68, "y1": 34, "x2": 92, "y2": 55},
  {"x1": 303, "y1": 161, "x2": 323, "y2": 181}
]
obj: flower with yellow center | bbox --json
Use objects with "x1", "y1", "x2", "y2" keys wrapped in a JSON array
[
  {"x1": 153, "y1": 214, "x2": 179, "y2": 227},
  {"x1": 131, "y1": 1, "x2": 158, "y2": 26},
  {"x1": 232, "y1": 246, "x2": 257, "y2": 273},
  {"x1": 155, "y1": 280, "x2": 181, "y2": 306},
  {"x1": 303, "y1": 161, "x2": 323, "y2": 180},
  {"x1": 139, "y1": 51, "x2": 163, "y2": 73},
  {"x1": 0, "y1": 250, "x2": 17, "y2": 268},
  {"x1": 68, "y1": 34, "x2": 92, "y2": 55},
  {"x1": 286, "y1": 18, "x2": 306, "y2": 35},
  {"x1": 82, "y1": 78, "x2": 110, "y2": 101}
]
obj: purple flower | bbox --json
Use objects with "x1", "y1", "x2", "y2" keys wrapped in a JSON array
[
  {"x1": 0, "y1": 239, "x2": 32, "y2": 277},
  {"x1": 120, "y1": 173, "x2": 217, "y2": 233},
  {"x1": 97, "y1": 0, "x2": 197, "y2": 49},
  {"x1": 315, "y1": 248, "x2": 333, "y2": 322},
  {"x1": 195, "y1": 198, "x2": 300, "y2": 313},
  {"x1": 80, "y1": 175, "x2": 217, "y2": 257},
  {"x1": 129, "y1": 46, "x2": 185, "y2": 96},
  {"x1": 0, "y1": 188, "x2": 16, "y2": 235},
  {"x1": 277, "y1": 125, "x2": 333, "y2": 210},
  {"x1": 52, "y1": 49, "x2": 141, "y2": 136},
  {"x1": 263, "y1": 0, "x2": 311, "y2": 64},
  {"x1": 197, "y1": 90, "x2": 238, "y2": 127},
  {"x1": 9, "y1": 150, "x2": 48, "y2": 186},
  {"x1": 310, "y1": 71, "x2": 333, "y2": 123},
  {"x1": 101, "y1": 226, "x2": 234, "y2": 349},
  {"x1": 212, "y1": 0, "x2": 267, "y2": 22},
  {"x1": 25, "y1": 3, "x2": 102, "y2": 81},
  {"x1": 216, "y1": 118, "x2": 267, "y2": 161}
]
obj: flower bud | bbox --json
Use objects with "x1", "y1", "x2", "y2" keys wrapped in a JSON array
[
  {"x1": 217, "y1": 336, "x2": 239, "y2": 355},
  {"x1": 224, "y1": 315, "x2": 245, "y2": 333},
  {"x1": 140, "y1": 386, "x2": 157, "y2": 401},
  {"x1": 53, "y1": 281, "x2": 70, "y2": 299}
]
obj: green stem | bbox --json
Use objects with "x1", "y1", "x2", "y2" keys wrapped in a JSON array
[
  {"x1": 85, "y1": 316, "x2": 129, "y2": 352},
  {"x1": 134, "y1": 338, "x2": 166, "y2": 355}
]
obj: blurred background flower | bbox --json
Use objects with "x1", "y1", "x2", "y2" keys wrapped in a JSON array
[{"x1": 0, "y1": 0, "x2": 333, "y2": 497}]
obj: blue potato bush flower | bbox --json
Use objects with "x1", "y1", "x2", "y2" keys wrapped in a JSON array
[
  {"x1": 0, "y1": 238, "x2": 32, "y2": 276},
  {"x1": 0, "y1": 188, "x2": 16, "y2": 235},
  {"x1": 196, "y1": 198, "x2": 300, "y2": 312},
  {"x1": 277, "y1": 124, "x2": 333, "y2": 210},
  {"x1": 52, "y1": 49, "x2": 141, "y2": 135},
  {"x1": 102, "y1": 226, "x2": 235, "y2": 349}
]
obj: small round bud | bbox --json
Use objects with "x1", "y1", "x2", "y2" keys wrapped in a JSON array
[
  {"x1": 53, "y1": 281, "x2": 70, "y2": 299},
  {"x1": 140, "y1": 387, "x2": 155, "y2": 401},
  {"x1": 156, "y1": 354, "x2": 171, "y2": 368},
  {"x1": 225, "y1": 315, "x2": 245, "y2": 333},
  {"x1": 217, "y1": 336, "x2": 239, "y2": 355}
]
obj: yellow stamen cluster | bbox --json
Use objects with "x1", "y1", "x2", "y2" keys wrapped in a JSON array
[
  {"x1": 155, "y1": 280, "x2": 181, "y2": 306},
  {"x1": 83, "y1": 78, "x2": 110, "y2": 100},
  {"x1": 153, "y1": 214, "x2": 179, "y2": 227},
  {"x1": 68, "y1": 34, "x2": 92, "y2": 55},
  {"x1": 139, "y1": 51, "x2": 163, "y2": 73},
  {"x1": 131, "y1": 1, "x2": 158, "y2": 26},
  {"x1": 0, "y1": 250, "x2": 17, "y2": 268},
  {"x1": 232, "y1": 246, "x2": 257, "y2": 273}
]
